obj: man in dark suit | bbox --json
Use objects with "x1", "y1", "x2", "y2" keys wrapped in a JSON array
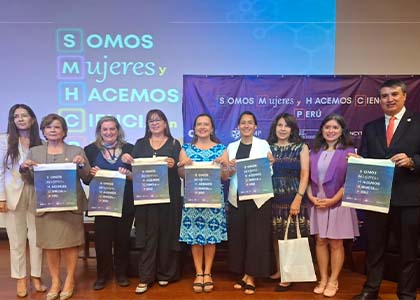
[{"x1": 353, "y1": 79, "x2": 420, "y2": 300}]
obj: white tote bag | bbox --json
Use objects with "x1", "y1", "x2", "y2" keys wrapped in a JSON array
[{"x1": 278, "y1": 215, "x2": 317, "y2": 283}]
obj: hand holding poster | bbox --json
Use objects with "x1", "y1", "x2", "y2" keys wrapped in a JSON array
[
  {"x1": 235, "y1": 157, "x2": 274, "y2": 201},
  {"x1": 34, "y1": 163, "x2": 77, "y2": 213},
  {"x1": 342, "y1": 157, "x2": 395, "y2": 213},
  {"x1": 88, "y1": 169, "x2": 126, "y2": 217},
  {"x1": 132, "y1": 157, "x2": 170, "y2": 205},
  {"x1": 184, "y1": 162, "x2": 222, "y2": 208}
]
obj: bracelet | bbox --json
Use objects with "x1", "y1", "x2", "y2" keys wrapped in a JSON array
[{"x1": 296, "y1": 191, "x2": 304, "y2": 197}]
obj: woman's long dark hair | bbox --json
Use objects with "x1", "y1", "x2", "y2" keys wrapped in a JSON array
[
  {"x1": 312, "y1": 113, "x2": 353, "y2": 152},
  {"x1": 267, "y1": 113, "x2": 303, "y2": 145},
  {"x1": 3, "y1": 104, "x2": 41, "y2": 169},
  {"x1": 191, "y1": 113, "x2": 220, "y2": 144},
  {"x1": 144, "y1": 109, "x2": 173, "y2": 139}
]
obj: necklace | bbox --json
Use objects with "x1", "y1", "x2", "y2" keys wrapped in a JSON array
[
  {"x1": 105, "y1": 148, "x2": 116, "y2": 160},
  {"x1": 19, "y1": 136, "x2": 30, "y2": 150},
  {"x1": 103, "y1": 141, "x2": 118, "y2": 160},
  {"x1": 323, "y1": 149, "x2": 335, "y2": 160},
  {"x1": 150, "y1": 137, "x2": 167, "y2": 157}
]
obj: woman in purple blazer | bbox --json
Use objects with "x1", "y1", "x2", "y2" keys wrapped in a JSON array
[{"x1": 307, "y1": 114, "x2": 359, "y2": 298}]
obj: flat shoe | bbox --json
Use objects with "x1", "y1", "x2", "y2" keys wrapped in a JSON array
[
  {"x1": 313, "y1": 281, "x2": 327, "y2": 294},
  {"x1": 135, "y1": 283, "x2": 148, "y2": 294},
  {"x1": 158, "y1": 280, "x2": 169, "y2": 286},
  {"x1": 59, "y1": 290, "x2": 74, "y2": 300},
  {"x1": 93, "y1": 279, "x2": 107, "y2": 291},
  {"x1": 244, "y1": 284, "x2": 256, "y2": 295},
  {"x1": 323, "y1": 281, "x2": 339, "y2": 297},
  {"x1": 233, "y1": 279, "x2": 246, "y2": 290},
  {"x1": 116, "y1": 276, "x2": 130, "y2": 287},
  {"x1": 275, "y1": 282, "x2": 292, "y2": 292}
]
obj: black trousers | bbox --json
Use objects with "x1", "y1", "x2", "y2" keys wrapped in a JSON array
[
  {"x1": 363, "y1": 206, "x2": 420, "y2": 300},
  {"x1": 136, "y1": 204, "x2": 181, "y2": 284},
  {"x1": 227, "y1": 200, "x2": 273, "y2": 277},
  {"x1": 94, "y1": 213, "x2": 134, "y2": 280}
]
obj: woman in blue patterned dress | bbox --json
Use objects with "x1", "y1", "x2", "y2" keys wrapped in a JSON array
[
  {"x1": 177, "y1": 113, "x2": 229, "y2": 293},
  {"x1": 267, "y1": 113, "x2": 310, "y2": 291}
]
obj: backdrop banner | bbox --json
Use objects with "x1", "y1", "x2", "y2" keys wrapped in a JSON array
[
  {"x1": 183, "y1": 74, "x2": 420, "y2": 251},
  {"x1": 183, "y1": 75, "x2": 420, "y2": 147}
]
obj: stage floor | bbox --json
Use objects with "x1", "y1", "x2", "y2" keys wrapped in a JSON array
[{"x1": 0, "y1": 240, "x2": 418, "y2": 300}]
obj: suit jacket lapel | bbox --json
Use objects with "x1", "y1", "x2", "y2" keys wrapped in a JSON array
[
  {"x1": 375, "y1": 117, "x2": 387, "y2": 151},
  {"x1": 390, "y1": 111, "x2": 413, "y2": 147}
]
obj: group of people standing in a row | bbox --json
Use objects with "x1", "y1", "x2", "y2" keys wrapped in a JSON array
[{"x1": 0, "y1": 79, "x2": 419, "y2": 300}]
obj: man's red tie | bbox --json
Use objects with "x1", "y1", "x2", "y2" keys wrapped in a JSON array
[{"x1": 386, "y1": 116, "x2": 396, "y2": 146}]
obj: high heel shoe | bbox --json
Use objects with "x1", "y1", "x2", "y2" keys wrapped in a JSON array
[
  {"x1": 323, "y1": 281, "x2": 339, "y2": 297},
  {"x1": 269, "y1": 272, "x2": 281, "y2": 280},
  {"x1": 233, "y1": 279, "x2": 246, "y2": 290},
  {"x1": 47, "y1": 280, "x2": 62, "y2": 300},
  {"x1": 203, "y1": 274, "x2": 214, "y2": 293},
  {"x1": 244, "y1": 284, "x2": 256, "y2": 295},
  {"x1": 17, "y1": 278, "x2": 27, "y2": 298},
  {"x1": 313, "y1": 281, "x2": 327, "y2": 294},
  {"x1": 46, "y1": 292, "x2": 60, "y2": 300},
  {"x1": 59, "y1": 290, "x2": 74, "y2": 300},
  {"x1": 31, "y1": 276, "x2": 47, "y2": 292},
  {"x1": 192, "y1": 274, "x2": 204, "y2": 293}
]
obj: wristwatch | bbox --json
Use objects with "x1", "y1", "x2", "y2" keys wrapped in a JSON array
[{"x1": 408, "y1": 157, "x2": 415, "y2": 171}]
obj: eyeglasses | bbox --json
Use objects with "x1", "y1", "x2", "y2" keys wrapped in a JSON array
[{"x1": 148, "y1": 118, "x2": 162, "y2": 124}]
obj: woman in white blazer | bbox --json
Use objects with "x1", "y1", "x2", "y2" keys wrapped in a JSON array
[
  {"x1": 0, "y1": 104, "x2": 45, "y2": 297},
  {"x1": 227, "y1": 111, "x2": 274, "y2": 295}
]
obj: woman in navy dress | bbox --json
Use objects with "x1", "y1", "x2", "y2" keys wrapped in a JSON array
[
  {"x1": 267, "y1": 113, "x2": 310, "y2": 291},
  {"x1": 84, "y1": 116, "x2": 134, "y2": 291}
]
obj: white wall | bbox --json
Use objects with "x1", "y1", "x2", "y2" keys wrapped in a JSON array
[{"x1": 336, "y1": 0, "x2": 420, "y2": 74}]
